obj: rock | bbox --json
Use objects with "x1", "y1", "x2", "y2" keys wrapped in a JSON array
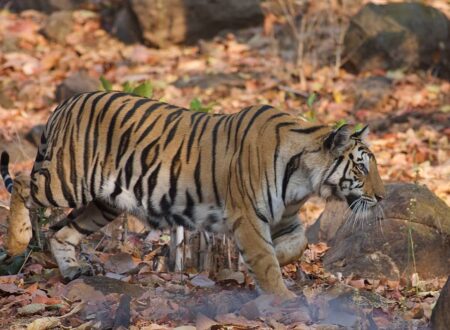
[
  {"x1": 55, "y1": 72, "x2": 99, "y2": 103},
  {"x1": 174, "y1": 73, "x2": 245, "y2": 90},
  {"x1": 431, "y1": 276, "x2": 450, "y2": 330},
  {"x1": 316, "y1": 183, "x2": 450, "y2": 280},
  {"x1": 109, "y1": 7, "x2": 142, "y2": 45},
  {"x1": 0, "y1": 0, "x2": 89, "y2": 13},
  {"x1": 25, "y1": 125, "x2": 46, "y2": 147},
  {"x1": 128, "y1": 0, "x2": 263, "y2": 47},
  {"x1": 190, "y1": 274, "x2": 215, "y2": 288},
  {"x1": 41, "y1": 11, "x2": 74, "y2": 44},
  {"x1": 342, "y1": 3, "x2": 450, "y2": 79},
  {"x1": 352, "y1": 76, "x2": 392, "y2": 110}
]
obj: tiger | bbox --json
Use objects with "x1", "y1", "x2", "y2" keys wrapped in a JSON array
[{"x1": 0, "y1": 91, "x2": 385, "y2": 299}]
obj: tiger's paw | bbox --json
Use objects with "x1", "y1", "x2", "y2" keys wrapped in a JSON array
[{"x1": 278, "y1": 289, "x2": 297, "y2": 301}]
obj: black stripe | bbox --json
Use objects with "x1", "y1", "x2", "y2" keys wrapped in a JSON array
[
  {"x1": 104, "y1": 104, "x2": 125, "y2": 159},
  {"x1": 84, "y1": 93, "x2": 109, "y2": 198},
  {"x1": 120, "y1": 98, "x2": 149, "y2": 127},
  {"x1": 225, "y1": 114, "x2": 234, "y2": 151},
  {"x1": 273, "y1": 122, "x2": 296, "y2": 194},
  {"x1": 136, "y1": 114, "x2": 162, "y2": 144},
  {"x1": 169, "y1": 142, "x2": 183, "y2": 202},
  {"x1": 111, "y1": 169, "x2": 123, "y2": 199},
  {"x1": 56, "y1": 148, "x2": 76, "y2": 207},
  {"x1": 183, "y1": 190, "x2": 194, "y2": 220},
  {"x1": 116, "y1": 124, "x2": 135, "y2": 167},
  {"x1": 163, "y1": 109, "x2": 183, "y2": 130},
  {"x1": 135, "y1": 103, "x2": 165, "y2": 130},
  {"x1": 69, "y1": 127, "x2": 79, "y2": 204},
  {"x1": 290, "y1": 125, "x2": 326, "y2": 134},
  {"x1": 186, "y1": 112, "x2": 207, "y2": 162},
  {"x1": 146, "y1": 163, "x2": 162, "y2": 216},
  {"x1": 197, "y1": 116, "x2": 210, "y2": 143},
  {"x1": 124, "y1": 152, "x2": 135, "y2": 188},
  {"x1": 325, "y1": 155, "x2": 344, "y2": 182},
  {"x1": 0, "y1": 152, "x2": 13, "y2": 193},
  {"x1": 70, "y1": 222, "x2": 93, "y2": 236},
  {"x1": 265, "y1": 170, "x2": 274, "y2": 219},
  {"x1": 272, "y1": 222, "x2": 300, "y2": 240},
  {"x1": 140, "y1": 139, "x2": 160, "y2": 171},
  {"x1": 211, "y1": 116, "x2": 227, "y2": 206},
  {"x1": 133, "y1": 176, "x2": 143, "y2": 204},
  {"x1": 41, "y1": 169, "x2": 58, "y2": 206},
  {"x1": 194, "y1": 154, "x2": 203, "y2": 203},
  {"x1": 233, "y1": 106, "x2": 252, "y2": 148},
  {"x1": 164, "y1": 117, "x2": 182, "y2": 149},
  {"x1": 282, "y1": 151, "x2": 304, "y2": 202}
]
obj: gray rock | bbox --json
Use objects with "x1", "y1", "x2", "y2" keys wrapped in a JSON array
[
  {"x1": 55, "y1": 72, "x2": 100, "y2": 103},
  {"x1": 431, "y1": 276, "x2": 450, "y2": 330},
  {"x1": 352, "y1": 76, "x2": 392, "y2": 110},
  {"x1": 342, "y1": 2, "x2": 450, "y2": 79},
  {"x1": 128, "y1": 0, "x2": 263, "y2": 47},
  {"x1": 312, "y1": 183, "x2": 450, "y2": 280},
  {"x1": 109, "y1": 6, "x2": 142, "y2": 45},
  {"x1": 0, "y1": 0, "x2": 88, "y2": 13},
  {"x1": 41, "y1": 11, "x2": 74, "y2": 44}
]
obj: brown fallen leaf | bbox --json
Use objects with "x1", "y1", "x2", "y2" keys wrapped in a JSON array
[{"x1": 27, "y1": 317, "x2": 60, "y2": 330}]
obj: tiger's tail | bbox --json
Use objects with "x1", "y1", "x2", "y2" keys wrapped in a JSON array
[{"x1": 1, "y1": 151, "x2": 13, "y2": 193}]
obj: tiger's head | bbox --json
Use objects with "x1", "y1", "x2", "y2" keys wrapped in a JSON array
[{"x1": 319, "y1": 124, "x2": 385, "y2": 216}]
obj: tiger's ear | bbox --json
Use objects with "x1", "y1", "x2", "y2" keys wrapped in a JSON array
[
  {"x1": 324, "y1": 124, "x2": 351, "y2": 156},
  {"x1": 351, "y1": 125, "x2": 369, "y2": 142}
]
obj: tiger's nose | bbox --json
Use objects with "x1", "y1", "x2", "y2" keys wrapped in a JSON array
[{"x1": 375, "y1": 194, "x2": 384, "y2": 202}]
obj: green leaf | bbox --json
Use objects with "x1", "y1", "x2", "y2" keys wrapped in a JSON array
[
  {"x1": 306, "y1": 92, "x2": 317, "y2": 108},
  {"x1": 354, "y1": 123, "x2": 364, "y2": 132},
  {"x1": 334, "y1": 119, "x2": 347, "y2": 129},
  {"x1": 132, "y1": 81, "x2": 153, "y2": 98},
  {"x1": 122, "y1": 81, "x2": 134, "y2": 93},
  {"x1": 100, "y1": 76, "x2": 113, "y2": 91},
  {"x1": 189, "y1": 98, "x2": 201, "y2": 112}
]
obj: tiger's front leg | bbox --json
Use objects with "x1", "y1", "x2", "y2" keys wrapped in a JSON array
[
  {"x1": 272, "y1": 216, "x2": 307, "y2": 266},
  {"x1": 50, "y1": 201, "x2": 121, "y2": 281},
  {"x1": 230, "y1": 211, "x2": 296, "y2": 300}
]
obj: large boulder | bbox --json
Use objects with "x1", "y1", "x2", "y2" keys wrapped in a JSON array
[
  {"x1": 342, "y1": 2, "x2": 450, "y2": 79},
  {"x1": 0, "y1": 0, "x2": 89, "y2": 13},
  {"x1": 431, "y1": 276, "x2": 450, "y2": 330},
  {"x1": 309, "y1": 183, "x2": 450, "y2": 280},
  {"x1": 128, "y1": 0, "x2": 263, "y2": 47}
]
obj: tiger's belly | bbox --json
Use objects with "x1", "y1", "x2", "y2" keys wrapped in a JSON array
[{"x1": 131, "y1": 203, "x2": 227, "y2": 233}]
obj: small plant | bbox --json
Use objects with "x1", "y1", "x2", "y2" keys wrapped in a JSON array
[
  {"x1": 189, "y1": 98, "x2": 214, "y2": 113},
  {"x1": 304, "y1": 92, "x2": 317, "y2": 122},
  {"x1": 100, "y1": 76, "x2": 154, "y2": 98},
  {"x1": 334, "y1": 119, "x2": 347, "y2": 129}
]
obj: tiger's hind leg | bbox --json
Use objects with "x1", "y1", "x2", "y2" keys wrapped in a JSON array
[
  {"x1": 50, "y1": 200, "x2": 121, "y2": 281},
  {"x1": 5, "y1": 174, "x2": 33, "y2": 256},
  {"x1": 272, "y1": 216, "x2": 307, "y2": 267}
]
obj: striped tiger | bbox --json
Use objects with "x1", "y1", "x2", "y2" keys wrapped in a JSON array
[{"x1": 1, "y1": 91, "x2": 385, "y2": 299}]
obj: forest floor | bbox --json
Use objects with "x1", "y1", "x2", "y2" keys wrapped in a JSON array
[{"x1": 0, "y1": 1, "x2": 449, "y2": 329}]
